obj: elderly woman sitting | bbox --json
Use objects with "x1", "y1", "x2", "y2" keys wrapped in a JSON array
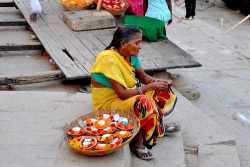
[{"x1": 90, "y1": 24, "x2": 180, "y2": 160}]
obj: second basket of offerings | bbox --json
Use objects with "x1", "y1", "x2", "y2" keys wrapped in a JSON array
[
  {"x1": 64, "y1": 109, "x2": 140, "y2": 156},
  {"x1": 95, "y1": 0, "x2": 130, "y2": 16},
  {"x1": 60, "y1": 0, "x2": 94, "y2": 11}
]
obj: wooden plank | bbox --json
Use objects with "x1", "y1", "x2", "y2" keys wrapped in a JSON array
[
  {"x1": 0, "y1": 42, "x2": 43, "y2": 51},
  {"x1": 0, "y1": 70, "x2": 64, "y2": 85},
  {"x1": 141, "y1": 41, "x2": 173, "y2": 70},
  {"x1": 0, "y1": 0, "x2": 15, "y2": 7},
  {"x1": 14, "y1": 1, "x2": 84, "y2": 79},
  {"x1": 139, "y1": 42, "x2": 161, "y2": 69},
  {"x1": 41, "y1": 0, "x2": 95, "y2": 70},
  {"x1": 13, "y1": 0, "x2": 201, "y2": 80},
  {"x1": 151, "y1": 39, "x2": 201, "y2": 69},
  {"x1": 14, "y1": 0, "x2": 89, "y2": 79},
  {"x1": 75, "y1": 31, "x2": 107, "y2": 56},
  {"x1": 0, "y1": 19, "x2": 27, "y2": 26}
]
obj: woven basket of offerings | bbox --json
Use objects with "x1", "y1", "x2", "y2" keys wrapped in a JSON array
[
  {"x1": 95, "y1": 0, "x2": 130, "y2": 16},
  {"x1": 64, "y1": 109, "x2": 140, "y2": 156},
  {"x1": 60, "y1": 0, "x2": 94, "y2": 11}
]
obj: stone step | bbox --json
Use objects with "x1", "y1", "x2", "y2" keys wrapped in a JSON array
[
  {"x1": 174, "y1": 90, "x2": 240, "y2": 167},
  {"x1": 131, "y1": 101, "x2": 186, "y2": 167},
  {"x1": 0, "y1": 91, "x2": 130, "y2": 167},
  {"x1": 0, "y1": 90, "x2": 241, "y2": 167}
]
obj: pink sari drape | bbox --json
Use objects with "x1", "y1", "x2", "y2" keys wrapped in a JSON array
[{"x1": 126, "y1": 0, "x2": 144, "y2": 16}]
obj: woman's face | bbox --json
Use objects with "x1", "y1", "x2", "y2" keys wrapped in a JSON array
[{"x1": 123, "y1": 33, "x2": 142, "y2": 57}]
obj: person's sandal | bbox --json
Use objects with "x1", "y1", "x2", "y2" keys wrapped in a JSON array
[
  {"x1": 131, "y1": 147, "x2": 155, "y2": 160},
  {"x1": 164, "y1": 125, "x2": 181, "y2": 135},
  {"x1": 182, "y1": 16, "x2": 192, "y2": 20}
]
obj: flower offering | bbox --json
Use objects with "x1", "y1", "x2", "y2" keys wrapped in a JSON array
[
  {"x1": 69, "y1": 138, "x2": 79, "y2": 148},
  {"x1": 94, "y1": 143, "x2": 111, "y2": 150},
  {"x1": 86, "y1": 118, "x2": 97, "y2": 126},
  {"x1": 97, "y1": 134, "x2": 115, "y2": 142},
  {"x1": 79, "y1": 138, "x2": 96, "y2": 150},
  {"x1": 96, "y1": 0, "x2": 128, "y2": 9},
  {"x1": 60, "y1": 0, "x2": 94, "y2": 6},
  {"x1": 93, "y1": 119, "x2": 110, "y2": 129},
  {"x1": 86, "y1": 126, "x2": 101, "y2": 135},
  {"x1": 68, "y1": 127, "x2": 85, "y2": 135},
  {"x1": 99, "y1": 113, "x2": 113, "y2": 122},
  {"x1": 116, "y1": 122, "x2": 133, "y2": 130},
  {"x1": 110, "y1": 122, "x2": 117, "y2": 127},
  {"x1": 100, "y1": 126, "x2": 116, "y2": 134},
  {"x1": 73, "y1": 136, "x2": 84, "y2": 140},
  {"x1": 110, "y1": 138, "x2": 123, "y2": 147},
  {"x1": 115, "y1": 130, "x2": 132, "y2": 138}
]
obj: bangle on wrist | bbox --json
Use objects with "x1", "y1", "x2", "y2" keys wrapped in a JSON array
[
  {"x1": 136, "y1": 87, "x2": 143, "y2": 95},
  {"x1": 152, "y1": 79, "x2": 159, "y2": 83}
]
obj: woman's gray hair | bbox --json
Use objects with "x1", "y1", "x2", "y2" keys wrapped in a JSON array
[{"x1": 106, "y1": 24, "x2": 142, "y2": 50}]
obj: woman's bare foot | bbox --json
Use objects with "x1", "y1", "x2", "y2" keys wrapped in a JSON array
[{"x1": 30, "y1": 13, "x2": 36, "y2": 22}]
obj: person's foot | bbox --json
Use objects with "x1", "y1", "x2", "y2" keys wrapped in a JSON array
[
  {"x1": 192, "y1": 16, "x2": 195, "y2": 19},
  {"x1": 164, "y1": 125, "x2": 181, "y2": 135},
  {"x1": 130, "y1": 144, "x2": 154, "y2": 160},
  {"x1": 182, "y1": 16, "x2": 192, "y2": 20},
  {"x1": 30, "y1": 13, "x2": 36, "y2": 22}
]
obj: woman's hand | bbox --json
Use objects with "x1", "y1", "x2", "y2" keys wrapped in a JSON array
[{"x1": 152, "y1": 79, "x2": 172, "y2": 92}]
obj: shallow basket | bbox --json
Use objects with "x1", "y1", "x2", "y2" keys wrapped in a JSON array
[
  {"x1": 64, "y1": 109, "x2": 140, "y2": 156},
  {"x1": 95, "y1": 0, "x2": 130, "y2": 16},
  {"x1": 60, "y1": 1, "x2": 94, "y2": 11}
]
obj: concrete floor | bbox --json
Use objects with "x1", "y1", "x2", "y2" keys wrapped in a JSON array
[
  {"x1": 167, "y1": 1, "x2": 250, "y2": 166},
  {"x1": 0, "y1": 0, "x2": 249, "y2": 166}
]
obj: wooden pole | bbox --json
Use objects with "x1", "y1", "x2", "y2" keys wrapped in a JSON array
[
  {"x1": 225, "y1": 14, "x2": 250, "y2": 34},
  {"x1": 177, "y1": 0, "x2": 185, "y2": 7},
  {"x1": 179, "y1": 3, "x2": 185, "y2": 8},
  {"x1": 96, "y1": 0, "x2": 102, "y2": 12}
]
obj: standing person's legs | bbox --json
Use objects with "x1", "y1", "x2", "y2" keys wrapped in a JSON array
[
  {"x1": 183, "y1": 0, "x2": 192, "y2": 19},
  {"x1": 190, "y1": 0, "x2": 196, "y2": 18}
]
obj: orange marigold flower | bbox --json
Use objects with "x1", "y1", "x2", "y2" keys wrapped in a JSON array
[
  {"x1": 100, "y1": 126, "x2": 116, "y2": 134},
  {"x1": 115, "y1": 131, "x2": 132, "y2": 138},
  {"x1": 69, "y1": 139, "x2": 79, "y2": 148},
  {"x1": 116, "y1": 122, "x2": 133, "y2": 130},
  {"x1": 86, "y1": 118, "x2": 97, "y2": 126},
  {"x1": 93, "y1": 119, "x2": 110, "y2": 129},
  {"x1": 94, "y1": 142, "x2": 111, "y2": 150}
]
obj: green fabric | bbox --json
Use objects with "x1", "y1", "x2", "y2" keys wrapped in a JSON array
[
  {"x1": 122, "y1": 15, "x2": 167, "y2": 42},
  {"x1": 131, "y1": 56, "x2": 140, "y2": 69},
  {"x1": 92, "y1": 56, "x2": 140, "y2": 88}
]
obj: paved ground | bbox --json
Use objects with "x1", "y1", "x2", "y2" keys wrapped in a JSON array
[
  {"x1": 0, "y1": 0, "x2": 249, "y2": 166},
  {"x1": 167, "y1": 0, "x2": 250, "y2": 166}
]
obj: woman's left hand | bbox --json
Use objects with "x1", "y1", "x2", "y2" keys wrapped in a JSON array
[{"x1": 158, "y1": 79, "x2": 172, "y2": 92}]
